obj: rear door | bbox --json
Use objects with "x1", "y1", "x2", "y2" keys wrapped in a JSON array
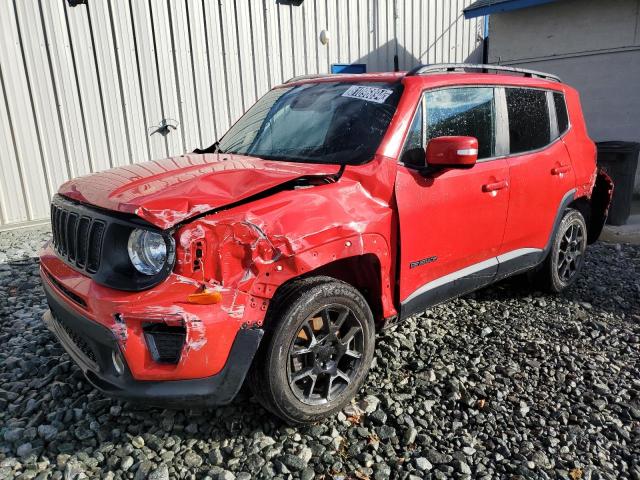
[
  {"x1": 395, "y1": 86, "x2": 510, "y2": 317},
  {"x1": 497, "y1": 87, "x2": 575, "y2": 275}
]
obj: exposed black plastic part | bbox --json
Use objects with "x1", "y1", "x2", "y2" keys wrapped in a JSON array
[
  {"x1": 588, "y1": 170, "x2": 614, "y2": 240},
  {"x1": 542, "y1": 189, "x2": 577, "y2": 256},
  {"x1": 143, "y1": 323, "x2": 186, "y2": 364},
  {"x1": 42, "y1": 274, "x2": 263, "y2": 407}
]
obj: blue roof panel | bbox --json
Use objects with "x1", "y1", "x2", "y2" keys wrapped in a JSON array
[{"x1": 463, "y1": 0, "x2": 559, "y2": 19}]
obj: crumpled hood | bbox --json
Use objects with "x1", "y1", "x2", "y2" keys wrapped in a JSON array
[{"x1": 59, "y1": 153, "x2": 340, "y2": 229}]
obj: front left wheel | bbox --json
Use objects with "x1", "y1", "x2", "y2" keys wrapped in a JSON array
[{"x1": 248, "y1": 277, "x2": 375, "y2": 424}]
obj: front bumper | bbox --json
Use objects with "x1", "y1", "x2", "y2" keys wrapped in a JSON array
[{"x1": 42, "y1": 279, "x2": 263, "y2": 406}]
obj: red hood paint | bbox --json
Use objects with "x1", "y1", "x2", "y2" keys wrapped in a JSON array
[{"x1": 58, "y1": 153, "x2": 340, "y2": 229}]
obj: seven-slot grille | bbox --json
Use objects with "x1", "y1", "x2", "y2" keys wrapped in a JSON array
[{"x1": 51, "y1": 203, "x2": 105, "y2": 273}]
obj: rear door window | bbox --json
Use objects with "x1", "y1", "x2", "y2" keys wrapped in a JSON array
[
  {"x1": 553, "y1": 92, "x2": 569, "y2": 135},
  {"x1": 505, "y1": 88, "x2": 550, "y2": 154}
]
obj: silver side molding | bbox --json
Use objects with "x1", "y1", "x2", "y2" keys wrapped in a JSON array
[{"x1": 403, "y1": 248, "x2": 543, "y2": 304}]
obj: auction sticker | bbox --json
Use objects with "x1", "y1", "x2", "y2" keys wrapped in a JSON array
[{"x1": 342, "y1": 85, "x2": 393, "y2": 104}]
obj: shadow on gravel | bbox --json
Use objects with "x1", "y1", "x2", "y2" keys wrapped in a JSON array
[{"x1": 1, "y1": 239, "x2": 639, "y2": 479}]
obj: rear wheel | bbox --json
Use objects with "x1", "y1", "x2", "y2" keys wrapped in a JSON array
[
  {"x1": 536, "y1": 209, "x2": 588, "y2": 293},
  {"x1": 248, "y1": 277, "x2": 375, "y2": 424}
]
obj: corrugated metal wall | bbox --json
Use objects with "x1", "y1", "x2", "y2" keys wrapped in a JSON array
[{"x1": 0, "y1": 0, "x2": 484, "y2": 229}]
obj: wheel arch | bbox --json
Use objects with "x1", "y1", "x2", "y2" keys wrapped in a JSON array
[
  {"x1": 264, "y1": 253, "x2": 389, "y2": 330},
  {"x1": 300, "y1": 254, "x2": 385, "y2": 327}
]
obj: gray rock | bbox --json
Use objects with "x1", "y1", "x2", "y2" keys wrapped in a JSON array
[
  {"x1": 37, "y1": 424, "x2": 58, "y2": 442},
  {"x1": 184, "y1": 451, "x2": 203, "y2": 468},
  {"x1": 281, "y1": 454, "x2": 306, "y2": 472},
  {"x1": 368, "y1": 409, "x2": 388, "y2": 425},
  {"x1": 0, "y1": 228, "x2": 637, "y2": 480},
  {"x1": 403, "y1": 427, "x2": 417, "y2": 446},
  {"x1": 133, "y1": 460, "x2": 154, "y2": 480},
  {"x1": 209, "y1": 448, "x2": 224, "y2": 465},
  {"x1": 374, "y1": 463, "x2": 391, "y2": 480},
  {"x1": 148, "y1": 465, "x2": 169, "y2": 480},
  {"x1": 480, "y1": 327, "x2": 493, "y2": 337},
  {"x1": 17, "y1": 442, "x2": 32, "y2": 458},
  {"x1": 299, "y1": 446, "x2": 313, "y2": 464},
  {"x1": 300, "y1": 468, "x2": 315, "y2": 480},
  {"x1": 377, "y1": 425, "x2": 396, "y2": 441},
  {"x1": 414, "y1": 457, "x2": 433, "y2": 471},
  {"x1": 131, "y1": 436, "x2": 144, "y2": 449},
  {"x1": 120, "y1": 456, "x2": 134, "y2": 471},
  {"x1": 4, "y1": 427, "x2": 24, "y2": 443},
  {"x1": 532, "y1": 451, "x2": 552, "y2": 469},
  {"x1": 426, "y1": 450, "x2": 452, "y2": 465},
  {"x1": 456, "y1": 460, "x2": 472, "y2": 475}
]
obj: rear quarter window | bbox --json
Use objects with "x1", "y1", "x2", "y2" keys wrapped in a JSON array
[
  {"x1": 505, "y1": 88, "x2": 550, "y2": 154},
  {"x1": 553, "y1": 92, "x2": 569, "y2": 135}
]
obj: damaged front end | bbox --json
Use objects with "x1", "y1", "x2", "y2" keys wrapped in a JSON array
[
  {"x1": 41, "y1": 281, "x2": 263, "y2": 406},
  {"x1": 40, "y1": 152, "x2": 396, "y2": 406}
]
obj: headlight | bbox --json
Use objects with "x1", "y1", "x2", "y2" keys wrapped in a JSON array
[{"x1": 127, "y1": 229, "x2": 167, "y2": 275}]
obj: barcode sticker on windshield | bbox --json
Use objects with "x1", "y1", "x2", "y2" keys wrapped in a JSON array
[{"x1": 342, "y1": 85, "x2": 393, "y2": 104}]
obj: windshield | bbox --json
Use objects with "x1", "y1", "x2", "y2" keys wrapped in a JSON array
[{"x1": 217, "y1": 81, "x2": 402, "y2": 165}]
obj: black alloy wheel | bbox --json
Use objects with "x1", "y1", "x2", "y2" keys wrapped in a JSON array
[
  {"x1": 288, "y1": 304, "x2": 364, "y2": 405},
  {"x1": 556, "y1": 221, "x2": 586, "y2": 283},
  {"x1": 535, "y1": 208, "x2": 588, "y2": 293},
  {"x1": 248, "y1": 277, "x2": 375, "y2": 424}
]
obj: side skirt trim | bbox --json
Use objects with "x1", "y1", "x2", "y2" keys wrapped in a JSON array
[
  {"x1": 399, "y1": 247, "x2": 543, "y2": 320},
  {"x1": 403, "y1": 257, "x2": 497, "y2": 304}
]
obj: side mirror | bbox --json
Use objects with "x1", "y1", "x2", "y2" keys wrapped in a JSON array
[{"x1": 425, "y1": 136, "x2": 478, "y2": 169}]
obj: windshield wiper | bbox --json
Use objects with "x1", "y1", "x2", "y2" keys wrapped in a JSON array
[{"x1": 193, "y1": 141, "x2": 222, "y2": 154}]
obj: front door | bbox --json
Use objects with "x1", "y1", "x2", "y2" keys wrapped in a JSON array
[{"x1": 395, "y1": 86, "x2": 510, "y2": 318}]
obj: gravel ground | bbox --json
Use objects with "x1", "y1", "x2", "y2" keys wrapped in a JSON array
[{"x1": 1, "y1": 226, "x2": 639, "y2": 480}]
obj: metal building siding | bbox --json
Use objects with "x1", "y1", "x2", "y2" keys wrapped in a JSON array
[{"x1": 0, "y1": 0, "x2": 483, "y2": 229}]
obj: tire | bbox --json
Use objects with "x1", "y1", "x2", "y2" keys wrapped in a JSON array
[
  {"x1": 535, "y1": 208, "x2": 588, "y2": 293},
  {"x1": 248, "y1": 276, "x2": 375, "y2": 424}
]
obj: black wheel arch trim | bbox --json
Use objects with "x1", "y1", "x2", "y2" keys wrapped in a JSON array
[{"x1": 542, "y1": 188, "x2": 578, "y2": 256}]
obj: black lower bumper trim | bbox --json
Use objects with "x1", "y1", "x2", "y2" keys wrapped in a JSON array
[{"x1": 41, "y1": 275, "x2": 263, "y2": 407}]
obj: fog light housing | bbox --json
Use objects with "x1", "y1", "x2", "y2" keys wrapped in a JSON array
[
  {"x1": 143, "y1": 322, "x2": 186, "y2": 364},
  {"x1": 111, "y1": 350, "x2": 125, "y2": 376}
]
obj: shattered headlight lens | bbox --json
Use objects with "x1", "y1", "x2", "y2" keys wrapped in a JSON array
[{"x1": 127, "y1": 229, "x2": 167, "y2": 275}]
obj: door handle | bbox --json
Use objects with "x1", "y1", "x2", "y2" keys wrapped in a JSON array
[
  {"x1": 482, "y1": 180, "x2": 509, "y2": 192},
  {"x1": 551, "y1": 165, "x2": 571, "y2": 175}
]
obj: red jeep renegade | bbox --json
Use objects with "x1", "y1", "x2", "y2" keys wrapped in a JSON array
[{"x1": 40, "y1": 64, "x2": 612, "y2": 424}]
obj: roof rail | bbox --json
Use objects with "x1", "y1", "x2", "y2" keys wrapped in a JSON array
[{"x1": 406, "y1": 63, "x2": 561, "y2": 82}]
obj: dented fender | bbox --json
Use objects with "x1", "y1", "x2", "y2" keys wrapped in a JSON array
[{"x1": 173, "y1": 156, "x2": 399, "y2": 323}]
